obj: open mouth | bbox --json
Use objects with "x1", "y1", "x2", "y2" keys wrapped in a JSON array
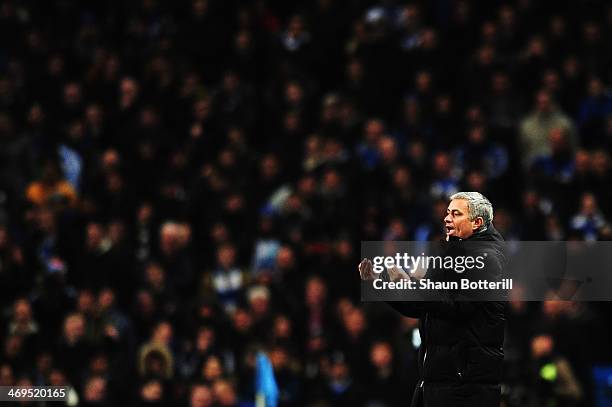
[{"x1": 446, "y1": 226, "x2": 454, "y2": 234}]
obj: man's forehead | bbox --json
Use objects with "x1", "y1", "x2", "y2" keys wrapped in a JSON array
[{"x1": 447, "y1": 199, "x2": 468, "y2": 212}]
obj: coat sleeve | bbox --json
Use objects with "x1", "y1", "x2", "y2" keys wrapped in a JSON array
[
  {"x1": 386, "y1": 297, "x2": 478, "y2": 320},
  {"x1": 385, "y1": 300, "x2": 425, "y2": 318},
  {"x1": 385, "y1": 246, "x2": 504, "y2": 320}
]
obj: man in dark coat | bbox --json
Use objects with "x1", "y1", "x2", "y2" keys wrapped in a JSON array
[{"x1": 360, "y1": 192, "x2": 506, "y2": 407}]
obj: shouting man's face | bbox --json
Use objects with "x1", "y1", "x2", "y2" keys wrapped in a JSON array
[{"x1": 444, "y1": 199, "x2": 482, "y2": 239}]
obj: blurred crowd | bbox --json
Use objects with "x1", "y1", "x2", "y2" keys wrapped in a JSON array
[{"x1": 1, "y1": 0, "x2": 612, "y2": 406}]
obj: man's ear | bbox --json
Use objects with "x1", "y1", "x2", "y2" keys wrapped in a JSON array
[{"x1": 472, "y1": 217, "x2": 483, "y2": 230}]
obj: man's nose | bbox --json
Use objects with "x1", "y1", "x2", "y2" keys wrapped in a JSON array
[{"x1": 444, "y1": 214, "x2": 452, "y2": 223}]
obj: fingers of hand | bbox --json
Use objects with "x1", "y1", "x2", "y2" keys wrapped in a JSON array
[{"x1": 359, "y1": 258, "x2": 373, "y2": 280}]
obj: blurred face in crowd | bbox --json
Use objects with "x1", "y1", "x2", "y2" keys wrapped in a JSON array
[
  {"x1": 336, "y1": 298, "x2": 354, "y2": 322},
  {"x1": 27, "y1": 104, "x2": 44, "y2": 126},
  {"x1": 563, "y1": 56, "x2": 579, "y2": 77},
  {"x1": 260, "y1": 155, "x2": 279, "y2": 180},
  {"x1": 120, "y1": 78, "x2": 138, "y2": 101},
  {"x1": 436, "y1": 94, "x2": 451, "y2": 115},
  {"x1": 305, "y1": 277, "x2": 326, "y2": 307},
  {"x1": 160, "y1": 223, "x2": 182, "y2": 254},
  {"x1": 444, "y1": 198, "x2": 483, "y2": 239},
  {"x1": 145, "y1": 263, "x2": 165, "y2": 290},
  {"x1": 137, "y1": 291, "x2": 155, "y2": 316},
  {"x1": 335, "y1": 238, "x2": 352, "y2": 259},
  {"x1": 13, "y1": 299, "x2": 32, "y2": 324},
  {"x1": 210, "y1": 223, "x2": 229, "y2": 244},
  {"x1": 549, "y1": 128, "x2": 568, "y2": 153},
  {"x1": 329, "y1": 358, "x2": 349, "y2": 382},
  {"x1": 144, "y1": 352, "x2": 167, "y2": 377},
  {"x1": 523, "y1": 191, "x2": 539, "y2": 210},
  {"x1": 108, "y1": 220, "x2": 125, "y2": 244},
  {"x1": 273, "y1": 315, "x2": 292, "y2": 339},
  {"x1": 63, "y1": 313, "x2": 86, "y2": 344},
  {"x1": 466, "y1": 171, "x2": 486, "y2": 192},
  {"x1": 499, "y1": 5, "x2": 515, "y2": 28},
  {"x1": 140, "y1": 107, "x2": 159, "y2": 129},
  {"x1": 364, "y1": 119, "x2": 384, "y2": 143},
  {"x1": 531, "y1": 334, "x2": 553, "y2": 359},
  {"x1": 588, "y1": 77, "x2": 603, "y2": 97},
  {"x1": 5, "y1": 335, "x2": 23, "y2": 358},
  {"x1": 77, "y1": 290, "x2": 95, "y2": 314},
  {"x1": 468, "y1": 126, "x2": 486, "y2": 144},
  {"x1": 85, "y1": 104, "x2": 103, "y2": 127},
  {"x1": 190, "y1": 384, "x2": 213, "y2": 407},
  {"x1": 63, "y1": 82, "x2": 81, "y2": 107},
  {"x1": 48, "y1": 55, "x2": 64, "y2": 76},
  {"x1": 101, "y1": 149, "x2": 120, "y2": 173},
  {"x1": 285, "y1": 82, "x2": 303, "y2": 105},
  {"x1": 0, "y1": 364, "x2": 13, "y2": 386},
  {"x1": 433, "y1": 152, "x2": 451, "y2": 176},
  {"x1": 86, "y1": 222, "x2": 105, "y2": 250},
  {"x1": 276, "y1": 246, "x2": 294, "y2": 270},
  {"x1": 415, "y1": 71, "x2": 432, "y2": 93},
  {"x1": 346, "y1": 59, "x2": 363, "y2": 82},
  {"x1": 575, "y1": 150, "x2": 590, "y2": 173},
  {"x1": 481, "y1": 21, "x2": 496, "y2": 44},
  {"x1": 322, "y1": 169, "x2": 341, "y2": 192},
  {"x1": 583, "y1": 21, "x2": 600, "y2": 43},
  {"x1": 297, "y1": 176, "x2": 316, "y2": 197},
  {"x1": 535, "y1": 91, "x2": 553, "y2": 113},
  {"x1": 193, "y1": 98, "x2": 211, "y2": 121},
  {"x1": 421, "y1": 28, "x2": 437, "y2": 49},
  {"x1": 344, "y1": 308, "x2": 366, "y2": 338},
  {"x1": 370, "y1": 341, "x2": 393, "y2": 370},
  {"x1": 84, "y1": 376, "x2": 107, "y2": 402},
  {"x1": 213, "y1": 380, "x2": 237, "y2": 406},
  {"x1": 592, "y1": 150, "x2": 609, "y2": 175},
  {"x1": 387, "y1": 218, "x2": 408, "y2": 239},
  {"x1": 283, "y1": 111, "x2": 301, "y2": 133},
  {"x1": 152, "y1": 321, "x2": 173, "y2": 344},
  {"x1": 248, "y1": 288, "x2": 270, "y2": 317},
  {"x1": 196, "y1": 327, "x2": 214, "y2": 352},
  {"x1": 542, "y1": 69, "x2": 560, "y2": 93},
  {"x1": 269, "y1": 347, "x2": 289, "y2": 371},
  {"x1": 287, "y1": 15, "x2": 305, "y2": 37},
  {"x1": 140, "y1": 380, "x2": 163, "y2": 402},
  {"x1": 36, "y1": 353, "x2": 53, "y2": 375},
  {"x1": 222, "y1": 71, "x2": 239, "y2": 92},
  {"x1": 580, "y1": 193, "x2": 597, "y2": 216},
  {"x1": 402, "y1": 98, "x2": 419, "y2": 123},
  {"x1": 0, "y1": 227, "x2": 7, "y2": 250},
  {"x1": 477, "y1": 46, "x2": 495, "y2": 67},
  {"x1": 49, "y1": 369, "x2": 67, "y2": 386},
  {"x1": 549, "y1": 15, "x2": 565, "y2": 37},
  {"x1": 217, "y1": 244, "x2": 236, "y2": 269},
  {"x1": 233, "y1": 308, "x2": 252, "y2": 333},
  {"x1": 235, "y1": 29, "x2": 251, "y2": 52},
  {"x1": 98, "y1": 288, "x2": 115, "y2": 311},
  {"x1": 90, "y1": 354, "x2": 109, "y2": 375},
  {"x1": 378, "y1": 136, "x2": 397, "y2": 163},
  {"x1": 491, "y1": 72, "x2": 509, "y2": 94},
  {"x1": 202, "y1": 355, "x2": 223, "y2": 381},
  {"x1": 527, "y1": 36, "x2": 545, "y2": 57}
]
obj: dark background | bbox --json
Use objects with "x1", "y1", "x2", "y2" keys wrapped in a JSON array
[{"x1": 0, "y1": 0, "x2": 612, "y2": 406}]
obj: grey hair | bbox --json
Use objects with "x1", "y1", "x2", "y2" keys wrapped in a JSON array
[{"x1": 450, "y1": 192, "x2": 493, "y2": 231}]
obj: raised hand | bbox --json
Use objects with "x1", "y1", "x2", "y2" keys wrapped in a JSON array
[
  {"x1": 386, "y1": 264, "x2": 411, "y2": 282},
  {"x1": 358, "y1": 258, "x2": 375, "y2": 281}
]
